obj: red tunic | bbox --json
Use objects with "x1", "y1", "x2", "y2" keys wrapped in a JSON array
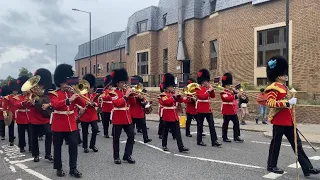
[
  {"x1": 13, "y1": 95, "x2": 30, "y2": 124},
  {"x1": 265, "y1": 82, "x2": 292, "y2": 126},
  {"x1": 0, "y1": 97, "x2": 4, "y2": 120},
  {"x1": 183, "y1": 95, "x2": 197, "y2": 115},
  {"x1": 195, "y1": 86, "x2": 215, "y2": 113},
  {"x1": 220, "y1": 89, "x2": 238, "y2": 115},
  {"x1": 110, "y1": 89, "x2": 132, "y2": 125},
  {"x1": 79, "y1": 92, "x2": 99, "y2": 122},
  {"x1": 159, "y1": 92, "x2": 183, "y2": 122},
  {"x1": 49, "y1": 90, "x2": 86, "y2": 132},
  {"x1": 6, "y1": 95, "x2": 18, "y2": 120},
  {"x1": 101, "y1": 89, "x2": 113, "y2": 112},
  {"x1": 129, "y1": 94, "x2": 145, "y2": 119}
]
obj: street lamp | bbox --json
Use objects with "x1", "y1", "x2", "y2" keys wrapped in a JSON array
[
  {"x1": 72, "y1": 8, "x2": 92, "y2": 74},
  {"x1": 46, "y1": 43, "x2": 57, "y2": 67},
  {"x1": 285, "y1": 0, "x2": 290, "y2": 86}
]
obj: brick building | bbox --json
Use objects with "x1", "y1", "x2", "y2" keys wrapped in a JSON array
[{"x1": 74, "y1": 0, "x2": 320, "y2": 95}]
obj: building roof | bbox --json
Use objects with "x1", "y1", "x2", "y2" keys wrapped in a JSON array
[{"x1": 75, "y1": 0, "x2": 270, "y2": 60}]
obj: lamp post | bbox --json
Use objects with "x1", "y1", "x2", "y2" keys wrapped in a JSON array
[
  {"x1": 72, "y1": 8, "x2": 92, "y2": 74},
  {"x1": 46, "y1": 43, "x2": 57, "y2": 67},
  {"x1": 285, "y1": 0, "x2": 290, "y2": 86}
]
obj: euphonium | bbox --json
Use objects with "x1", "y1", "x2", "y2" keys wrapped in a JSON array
[{"x1": 21, "y1": 75, "x2": 43, "y2": 104}]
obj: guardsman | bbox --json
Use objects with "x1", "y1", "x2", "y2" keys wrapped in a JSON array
[
  {"x1": 220, "y1": 73, "x2": 244, "y2": 143},
  {"x1": 109, "y1": 68, "x2": 135, "y2": 165},
  {"x1": 129, "y1": 75, "x2": 152, "y2": 143},
  {"x1": 195, "y1": 69, "x2": 221, "y2": 147},
  {"x1": 265, "y1": 56, "x2": 320, "y2": 177},
  {"x1": 159, "y1": 73, "x2": 189, "y2": 152},
  {"x1": 100, "y1": 75, "x2": 113, "y2": 138},
  {"x1": 14, "y1": 76, "x2": 32, "y2": 153},
  {"x1": 78, "y1": 74, "x2": 99, "y2": 153},
  {"x1": 0, "y1": 87, "x2": 5, "y2": 140},
  {"x1": 157, "y1": 83, "x2": 164, "y2": 139},
  {"x1": 183, "y1": 78, "x2": 198, "y2": 137},
  {"x1": 47, "y1": 64, "x2": 85, "y2": 178},
  {"x1": 6, "y1": 80, "x2": 19, "y2": 146}
]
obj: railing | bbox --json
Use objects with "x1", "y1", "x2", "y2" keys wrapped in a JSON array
[{"x1": 139, "y1": 73, "x2": 198, "y2": 87}]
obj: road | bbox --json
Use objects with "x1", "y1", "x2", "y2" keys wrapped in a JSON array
[{"x1": 0, "y1": 121, "x2": 319, "y2": 180}]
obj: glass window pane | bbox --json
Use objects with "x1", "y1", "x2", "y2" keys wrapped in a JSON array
[
  {"x1": 163, "y1": 62, "x2": 168, "y2": 73},
  {"x1": 257, "y1": 78, "x2": 268, "y2": 86},
  {"x1": 210, "y1": 57, "x2": 217, "y2": 70},
  {"x1": 141, "y1": 65, "x2": 147, "y2": 75},
  {"x1": 267, "y1": 29, "x2": 280, "y2": 44},
  {"x1": 258, "y1": 32, "x2": 263, "y2": 45},
  {"x1": 283, "y1": 48, "x2": 287, "y2": 59},
  {"x1": 257, "y1": 51, "x2": 264, "y2": 67},
  {"x1": 284, "y1": 28, "x2": 287, "y2": 42},
  {"x1": 266, "y1": 49, "x2": 281, "y2": 63}
]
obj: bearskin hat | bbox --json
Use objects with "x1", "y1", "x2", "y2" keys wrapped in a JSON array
[
  {"x1": 83, "y1": 74, "x2": 96, "y2": 88},
  {"x1": 266, "y1": 56, "x2": 288, "y2": 82},
  {"x1": 9, "y1": 79, "x2": 19, "y2": 92},
  {"x1": 1, "y1": 85, "x2": 11, "y2": 96},
  {"x1": 133, "y1": 75, "x2": 143, "y2": 83},
  {"x1": 51, "y1": 84, "x2": 56, "y2": 90},
  {"x1": 54, "y1": 64, "x2": 74, "y2": 87},
  {"x1": 187, "y1": 78, "x2": 196, "y2": 85},
  {"x1": 222, "y1": 73, "x2": 233, "y2": 87},
  {"x1": 34, "y1": 68, "x2": 52, "y2": 90},
  {"x1": 17, "y1": 76, "x2": 30, "y2": 93},
  {"x1": 104, "y1": 75, "x2": 112, "y2": 86},
  {"x1": 111, "y1": 68, "x2": 128, "y2": 87},
  {"x1": 162, "y1": 73, "x2": 176, "y2": 89},
  {"x1": 197, "y1": 69, "x2": 210, "y2": 84}
]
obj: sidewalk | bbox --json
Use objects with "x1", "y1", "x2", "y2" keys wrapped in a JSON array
[{"x1": 146, "y1": 114, "x2": 320, "y2": 145}]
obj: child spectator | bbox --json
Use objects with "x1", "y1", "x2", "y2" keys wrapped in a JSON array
[{"x1": 255, "y1": 88, "x2": 268, "y2": 124}]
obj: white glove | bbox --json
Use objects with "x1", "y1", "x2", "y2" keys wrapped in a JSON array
[{"x1": 288, "y1": 98, "x2": 297, "y2": 105}]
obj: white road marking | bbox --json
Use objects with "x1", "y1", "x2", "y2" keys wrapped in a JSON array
[
  {"x1": 288, "y1": 163, "x2": 301, "y2": 168},
  {"x1": 250, "y1": 141, "x2": 319, "y2": 149},
  {"x1": 16, "y1": 179, "x2": 22, "y2": 180},
  {"x1": 15, "y1": 163, "x2": 51, "y2": 180},
  {"x1": 309, "y1": 156, "x2": 320, "y2": 160},
  {"x1": 9, "y1": 165, "x2": 16, "y2": 172},
  {"x1": 4, "y1": 157, "x2": 9, "y2": 161},
  {"x1": 263, "y1": 172, "x2": 287, "y2": 179},
  {"x1": 136, "y1": 140, "x2": 171, "y2": 154},
  {"x1": 174, "y1": 154, "x2": 264, "y2": 169},
  {"x1": 0, "y1": 150, "x2": 3, "y2": 153},
  {"x1": 10, "y1": 158, "x2": 36, "y2": 164}
]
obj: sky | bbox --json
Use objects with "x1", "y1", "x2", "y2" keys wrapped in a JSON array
[{"x1": 0, "y1": 0, "x2": 159, "y2": 79}]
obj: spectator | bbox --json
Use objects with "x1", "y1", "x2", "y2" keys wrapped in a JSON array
[
  {"x1": 255, "y1": 88, "x2": 268, "y2": 124},
  {"x1": 238, "y1": 90, "x2": 249, "y2": 125}
]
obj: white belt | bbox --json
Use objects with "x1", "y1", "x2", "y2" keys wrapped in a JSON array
[
  {"x1": 160, "y1": 106, "x2": 176, "y2": 117},
  {"x1": 221, "y1": 102, "x2": 235, "y2": 111},
  {"x1": 103, "y1": 101, "x2": 113, "y2": 104},
  {"x1": 0, "y1": 108, "x2": 3, "y2": 110},
  {"x1": 196, "y1": 100, "x2": 210, "y2": 109},
  {"x1": 15, "y1": 109, "x2": 30, "y2": 121},
  {"x1": 110, "y1": 107, "x2": 129, "y2": 120},
  {"x1": 50, "y1": 110, "x2": 75, "y2": 125}
]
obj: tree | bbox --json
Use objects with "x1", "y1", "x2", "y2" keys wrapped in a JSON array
[
  {"x1": 0, "y1": 76, "x2": 15, "y2": 87},
  {"x1": 18, "y1": 67, "x2": 33, "y2": 78}
]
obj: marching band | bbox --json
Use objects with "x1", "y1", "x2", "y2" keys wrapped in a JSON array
[{"x1": 0, "y1": 55, "x2": 319, "y2": 178}]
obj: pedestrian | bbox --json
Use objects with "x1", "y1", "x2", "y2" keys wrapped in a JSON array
[
  {"x1": 255, "y1": 88, "x2": 268, "y2": 124},
  {"x1": 238, "y1": 90, "x2": 249, "y2": 125}
]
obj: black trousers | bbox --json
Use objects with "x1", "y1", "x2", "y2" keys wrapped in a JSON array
[
  {"x1": 80, "y1": 121, "x2": 98, "y2": 149},
  {"x1": 222, "y1": 115, "x2": 241, "y2": 139},
  {"x1": 113, "y1": 124, "x2": 134, "y2": 159},
  {"x1": 158, "y1": 117, "x2": 164, "y2": 135},
  {"x1": 197, "y1": 113, "x2": 218, "y2": 145},
  {"x1": 162, "y1": 121, "x2": 184, "y2": 149},
  {"x1": 267, "y1": 125, "x2": 313, "y2": 173},
  {"x1": 186, "y1": 113, "x2": 197, "y2": 136},
  {"x1": 18, "y1": 124, "x2": 31, "y2": 149},
  {"x1": 102, "y1": 112, "x2": 111, "y2": 136},
  {"x1": 30, "y1": 124, "x2": 52, "y2": 157},
  {"x1": 53, "y1": 131, "x2": 78, "y2": 170},
  {"x1": 0, "y1": 120, "x2": 15, "y2": 142},
  {"x1": 132, "y1": 117, "x2": 149, "y2": 141}
]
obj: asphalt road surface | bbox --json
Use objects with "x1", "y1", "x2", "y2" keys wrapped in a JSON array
[{"x1": 0, "y1": 121, "x2": 320, "y2": 180}]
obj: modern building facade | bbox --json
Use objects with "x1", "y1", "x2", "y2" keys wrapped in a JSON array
[{"x1": 74, "y1": 0, "x2": 320, "y2": 94}]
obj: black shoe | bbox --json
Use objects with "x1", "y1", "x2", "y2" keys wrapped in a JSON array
[
  {"x1": 9, "y1": 142, "x2": 14, "y2": 146},
  {"x1": 137, "y1": 129, "x2": 142, "y2": 133},
  {"x1": 159, "y1": 135, "x2": 163, "y2": 139},
  {"x1": 84, "y1": 148, "x2": 89, "y2": 153},
  {"x1": 56, "y1": 169, "x2": 65, "y2": 177},
  {"x1": 90, "y1": 146, "x2": 98, "y2": 152},
  {"x1": 179, "y1": 147, "x2": 189, "y2": 152},
  {"x1": 1, "y1": 137, "x2": 4, "y2": 140},
  {"x1": 197, "y1": 142, "x2": 207, "y2": 146},
  {"x1": 162, "y1": 146, "x2": 169, "y2": 151},
  {"x1": 202, "y1": 134, "x2": 206, "y2": 137},
  {"x1": 304, "y1": 168, "x2": 320, "y2": 177},
  {"x1": 105, "y1": 135, "x2": 110, "y2": 138},
  {"x1": 114, "y1": 158, "x2": 121, "y2": 164},
  {"x1": 123, "y1": 156, "x2": 135, "y2": 164},
  {"x1": 78, "y1": 140, "x2": 82, "y2": 145},
  {"x1": 186, "y1": 134, "x2": 192, "y2": 137},
  {"x1": 144, "y1": 139, "x2": 152, "y2": 143},
  {"x1": 234, "y1": 137, "x2": 244, "y2": 142},
  {"x1": 29, "y1": 147, "x2": 32, "y2": 153},
  {"x1": 267, "y1": 167, "x2": 284, "y2": 174},
  {"x1": 34, "y1": 156, "x2": 40, "y2": 162},
  {"x1": 20, "y1": 148, "x2": 25, "y2": 153},
  {"x1": 65, "y1": 141, "x2": 69, "y2": 145},
  {"x1": 173, "y1": 137, "x2": 176, "y2": 140},
  {"x1": 262, "y1": 121, "x2": 268, "y2": 124},
  {"x1": 223, "y1": 138, "x2": 232, "y2": 143},
  {"x1": 45, "y1": 155, "x2": 54, "y2": 162},
  {"x1": 212, "y1": 141, "x2": 222, "y2": 147},
  {"x1": 70, "y1": 169, "x2": 82, "y2": 178}
]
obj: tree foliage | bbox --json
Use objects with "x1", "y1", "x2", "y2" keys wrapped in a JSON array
[{"x1": 0, "y1": 67, "x2": 33, "y2": 87}]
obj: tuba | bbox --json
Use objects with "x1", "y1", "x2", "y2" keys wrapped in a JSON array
[{"x1": 21, "y1": 75, "x2": 43, "y2": 104}]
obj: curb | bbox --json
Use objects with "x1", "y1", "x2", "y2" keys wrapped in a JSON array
[{"x1": 263, "y1": 132, "x2": 320, "y2": 146}]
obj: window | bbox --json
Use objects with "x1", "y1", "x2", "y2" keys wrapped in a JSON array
[
  {"x1": 85, "y1": 67, "x2": 87, "y2": 74},
  {"x1": 257, "y1": 78, "x2": 268, "y2": 86},
  {"x1": 93, "y1": 65, "x2": 96, "y2": 74},
  {"x1": 210, "y1": 0, "x2": 217, "y2": 13},
  {"x1": 137, "y1": 52, "x2": 148, "y2": 75},
  {"x1": 163, "y1": 14, "x2": 167, "y2": 27},
  {"x1": 257, "y1": 27, "x2": 287, "y2": 67},
  {"x1": 163, "y1": 49, "x2": 168, "y2": 73},
  {"x1": 106, "y1": 62, "x2": 109, "y2": 73},
  {"x1": 137, "y1": 20, "x2": 148, "y2": 33},
  {"x1": 210, "y1": 40, "x2": 218, "y2": 70},
  {"x1": 82, "y1": 67, "x2": 84, "y2": 75}
]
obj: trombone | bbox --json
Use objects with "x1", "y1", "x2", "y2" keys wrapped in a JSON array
[{"x1": 65, "y1": 79, "x2": 93, "y2": 104}]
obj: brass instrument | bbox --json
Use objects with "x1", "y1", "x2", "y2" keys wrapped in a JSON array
[
  {"x1": 66, "y1": 79, "x2": 92, "y2": 103},
  {"x1": 3, "y1": 109, "x2": 13, "y2": 126},
  {"x1": 21, "y1": 75, "x2": 43, "y2": 105}
]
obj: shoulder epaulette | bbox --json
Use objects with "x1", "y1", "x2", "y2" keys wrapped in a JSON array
[
  {"x1": 4, "y1": 96, "x2": 9, "y2": 100},
  {"x1": 159, "y1": 92, "x2": 167, "y2": 97},
  {"x1": 48, "y1": 90, "x2": 58, "y2": 97},
  {"x1": 13, "y1": 95, "x2": 20, "y2": 101},
  {"x1": 264, "y1": 82, "x2": 286, "y2": 94}
]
